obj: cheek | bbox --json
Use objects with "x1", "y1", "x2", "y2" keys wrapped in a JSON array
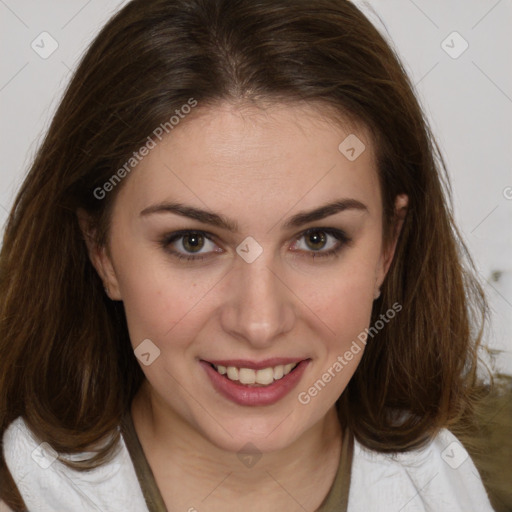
[
  {"x1": 108, "y1": 235, "x2": 193, "y2": 345},
  {"x1": 300, "y1": 246, "x2": 380, "y2": 356},
  {"x1": 114, "y1": 245, "x2": 228, "y2": 352},
  {"x1": 313, "y1": 274, "x2": 374, "y2": 348},
  {"x1": 118, "y1": 269, "x2": 205, "y2": 347},
  {"x1": 113, "y1": 220, "x2": 381, "y2": 354},
  {"x1": 312, "y1": 243, "x2": 379, "y2": 316},
  {"x1": 297, "y1": 274, "x2": 374, "y2": 403}
]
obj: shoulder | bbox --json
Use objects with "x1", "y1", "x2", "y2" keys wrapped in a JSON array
[
  {"x1": 349, "y1": 428, "x2": 495, "y2": 512},
  {"x1": 2, "y1": 416, "x2": 148, "y2": 511}
]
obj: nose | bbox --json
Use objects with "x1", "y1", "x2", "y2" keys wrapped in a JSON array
[{"x1": 220, "y1": 251, "x2": 296, "y2": 349}]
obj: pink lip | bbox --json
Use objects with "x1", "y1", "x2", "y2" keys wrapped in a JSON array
[
  {"x1": 203, "y1": 357, "x2": 304, "y2": 370},
  {"x1": 200, "y1": 359, "x2": 310, "y2": 407}
]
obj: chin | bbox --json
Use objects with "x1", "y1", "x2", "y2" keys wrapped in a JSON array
[{"x1": 197, "y1": 414, "x2": 307, "y2": 455}]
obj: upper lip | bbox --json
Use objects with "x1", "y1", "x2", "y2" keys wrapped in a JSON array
[{"x1": 202, "y1": 358, "x2": 309, "y2": 370}]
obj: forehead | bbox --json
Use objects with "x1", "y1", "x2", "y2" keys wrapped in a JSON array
[{"x1": 115, "y1": 100, "x2": 381, "y2": 220}]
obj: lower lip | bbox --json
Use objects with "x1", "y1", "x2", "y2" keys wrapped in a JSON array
[{"x1": 200, "y1": 360, "x2": 310, "y2": 406}]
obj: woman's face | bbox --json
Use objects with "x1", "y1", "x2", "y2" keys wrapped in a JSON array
[{"x1": 90, "y1": 101, "x2": 405, "y2": 453}]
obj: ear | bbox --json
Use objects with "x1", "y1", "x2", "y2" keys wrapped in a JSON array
[
  {"x1": 374, "y1": 194, "x2": 408, "y2": 295},
  {"x1": 77, "y1": 208, "x2": 122, "y2": 300}
]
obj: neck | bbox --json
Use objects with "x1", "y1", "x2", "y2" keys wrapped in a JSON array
[{"x1": 131, "y1": 380, "x2": 343, "y2": 511}]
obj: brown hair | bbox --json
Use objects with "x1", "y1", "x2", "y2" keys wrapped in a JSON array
[{"x1": 0, "y1": 0, "x2": 497, "y2": 508}]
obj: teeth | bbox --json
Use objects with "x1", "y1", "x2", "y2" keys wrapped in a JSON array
[
  {"x1": 273, "y1": 365, "x2": 284, "y2": 380},
  {"x1": 227, "y1": 367, "x2": 238, "y2": 380},
  {"x1": 284, "y1": 363, "x2": 295, "y2": 374},
  {"x1": 213, "y1": 362, "x2": 299, "y2": 386},
  {"x1": 256, "y1": 367, "x2": 274, "y2": 385},
  {"x1": 239, "y1": 368, "x2": 256, "y2": 384}
]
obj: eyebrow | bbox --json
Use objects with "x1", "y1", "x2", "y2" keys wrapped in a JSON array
[{"x1": 139, "y1": 198, "x2": 368, "y2": 233}]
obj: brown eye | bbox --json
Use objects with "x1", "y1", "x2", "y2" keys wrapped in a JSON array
[
  {"x1": 181, "y1": 232, "x2": 205, "y2": 253},
  {"x1": 160, "y1": 230, "x2": 221, "y2": 262},
  {"x1": 290, "y1": 227, "x2": 351, "y2": 261},
  {"x1": 304, "y1": 230, "x2": 328, "y2": 251}
]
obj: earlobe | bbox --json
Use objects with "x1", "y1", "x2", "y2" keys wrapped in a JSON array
[
  {"x1": 386, "y1": 193, "x2": 408, "y2": 269},
  {"x1": 93, "y1": 245, "x2": 122, "y2": 301},
  {"x1": 76, "y1": 208, "x2": 122, "y2": 300},
  {"x1": 375, "y1": 194, "x2": 409, "y2": 291}
]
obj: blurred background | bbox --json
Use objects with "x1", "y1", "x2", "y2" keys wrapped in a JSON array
[{"x1": 1, "y1": 0, "x2": 510, "y2": 373}]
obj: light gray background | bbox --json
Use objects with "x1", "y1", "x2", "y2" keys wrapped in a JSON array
[{"x1": 1, "y1": 0, "x2": 511, "y2": 373}]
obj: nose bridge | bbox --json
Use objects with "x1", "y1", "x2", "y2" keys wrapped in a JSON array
[{"x1": 221, "y1": 249, "x2": 295, "y2": 346}]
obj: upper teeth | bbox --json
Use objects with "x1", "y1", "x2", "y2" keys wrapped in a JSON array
[{"x1": 214, "y1": 363, "x2": 298, "y2": 385}]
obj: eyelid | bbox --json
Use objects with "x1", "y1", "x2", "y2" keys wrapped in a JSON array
[
  {"x1": 161, "y1": 229, "x2": 219, "y2": 252},
  {"x1": 160, "y1": 227, "x2": 351, "y2": 261}
]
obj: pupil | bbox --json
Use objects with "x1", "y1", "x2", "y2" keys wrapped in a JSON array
[
  {"x1": 184, "y1": 233, "x2": 203, "y2": 252},
  {"x1": 307, "y1": 231, "x2": 326, "y2": 250}
]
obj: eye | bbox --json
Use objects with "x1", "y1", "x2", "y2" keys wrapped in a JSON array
[
  {"x1": 160, "y1": 227, "x2": 351, "y2": 263},
  {"x1": 160, "y1": 230, "x2": 221, "y2": 262},
  {"x1": 290, "y1": 228, "x2": 350, "y2": 260}
]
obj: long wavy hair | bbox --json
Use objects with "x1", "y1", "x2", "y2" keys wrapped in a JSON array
[{"x1": 1, "y1": 0, "x2": 503, "y2": 509}]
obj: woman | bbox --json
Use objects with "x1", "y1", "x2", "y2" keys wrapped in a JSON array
[{"x1": 0, "y1": 0, "x2": 506, "y2": 510}]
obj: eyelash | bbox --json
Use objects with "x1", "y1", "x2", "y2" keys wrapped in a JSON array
[{"x1": 159, "y1": 228, "x2": 351, "y2": 263}]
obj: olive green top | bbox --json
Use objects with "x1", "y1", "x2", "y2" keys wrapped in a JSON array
[{"x1": 120, "y1": 411, "x2": 353, "y2": 512}]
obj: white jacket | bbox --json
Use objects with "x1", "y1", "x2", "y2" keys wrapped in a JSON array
[{"x1": 2, "y1": 416, "x2": 496, "y2": 511}]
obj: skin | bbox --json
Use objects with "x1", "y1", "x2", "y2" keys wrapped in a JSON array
[{"x1": 80, "y1": 100, "x2": 408, "y2": 511}]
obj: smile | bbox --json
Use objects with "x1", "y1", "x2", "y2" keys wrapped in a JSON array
[
  {"x1": 200, "y1": 358, "x2": 310, "y2": 406},
  {"x1": 212, "y1": 362, "x2": 299, "y2": 386}
]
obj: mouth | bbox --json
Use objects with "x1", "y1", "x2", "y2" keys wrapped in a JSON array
[
  {"x1": 199, "y1": 358, "x2": 310, "y2": 406},
  {"x1": 206, "y1": 361, "x2": 300, "y2": 387}
]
